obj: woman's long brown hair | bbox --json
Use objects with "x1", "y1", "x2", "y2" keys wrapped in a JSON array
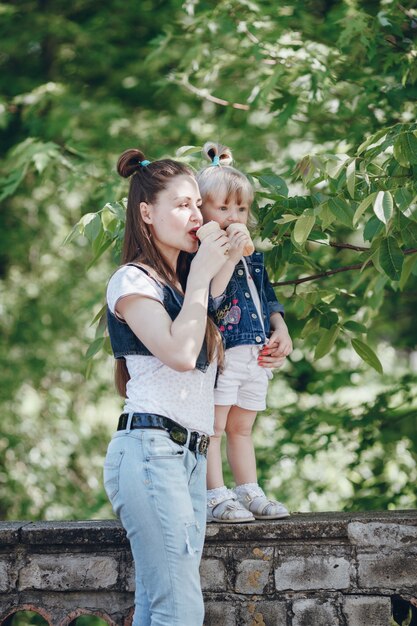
[{"x1": 114, "y1": 148, "x2": 223, "y2": 397}]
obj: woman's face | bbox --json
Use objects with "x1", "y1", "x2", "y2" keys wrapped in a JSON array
[{"x1": 143, "y1": 175, "x2": 203, "y2": 260}]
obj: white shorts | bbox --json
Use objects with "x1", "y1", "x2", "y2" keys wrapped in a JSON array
[{"x1": 214, "y1": 345, "x2": 273, "y2": 411}]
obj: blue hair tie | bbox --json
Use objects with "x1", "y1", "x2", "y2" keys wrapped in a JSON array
[
  {"x1": 211, "y1": 155, "x2": 220, "y2": 166},
  {"x1": 140, "y1": 160, "x2": 151, "y2": 167}
]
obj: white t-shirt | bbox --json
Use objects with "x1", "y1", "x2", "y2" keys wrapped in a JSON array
[{"x1": 106, "y1": 265, "x2": 216, "y2": 435}]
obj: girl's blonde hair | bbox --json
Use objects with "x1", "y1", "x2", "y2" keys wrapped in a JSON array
[{"x1": 197, "y1": 141, "x2": 254, "y2": 209}]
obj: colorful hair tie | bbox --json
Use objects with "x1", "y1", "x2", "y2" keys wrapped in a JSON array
[
  {"x1": 211, "y1": 155, "x2": 220, "y2": 166},
  {"x1": 140, "y1": 160, "x2": 151, "y2": 167}
]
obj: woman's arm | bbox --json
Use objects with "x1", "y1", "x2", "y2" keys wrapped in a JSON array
[{"x1": 117, "y1": 232, "x2": 229, "y2": 371}]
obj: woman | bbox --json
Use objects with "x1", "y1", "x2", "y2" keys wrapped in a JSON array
[{"x1": 103, "y1": 148, "x2": 229, "y2": 626}]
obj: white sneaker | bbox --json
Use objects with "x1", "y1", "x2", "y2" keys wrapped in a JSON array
[
  {"x1": 234, "y1": 483, "x2": 290, "y2": 520},
  {"x1": 207, "y1": 488, "x2": 255, "y2": 523}
]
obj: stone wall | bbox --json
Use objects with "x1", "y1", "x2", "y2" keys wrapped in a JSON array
[{"x1": 1, "y1": 510, "x2": 416, "y2": 625}]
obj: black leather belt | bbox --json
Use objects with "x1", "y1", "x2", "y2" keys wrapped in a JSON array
[{"x1": 117, "y1": 413, "x2": 210, "y2": 456}]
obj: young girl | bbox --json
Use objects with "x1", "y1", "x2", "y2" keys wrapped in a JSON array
[
  {"x1": 196, "y1": 142, "x2": 293, "y2": 523},
  {"x1": 103, "y1": 148, "x2": 230, "y2": 625}
]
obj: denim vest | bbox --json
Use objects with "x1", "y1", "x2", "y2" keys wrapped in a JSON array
[
  {"x1": 107, "y1": 265, "x2": 210, "y2": 373},
  {"x1": 209, "y1": 252, "x2": 284, "y2": 350}
]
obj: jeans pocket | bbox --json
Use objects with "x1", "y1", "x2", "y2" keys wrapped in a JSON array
[
  {"x1": 103, "y1": 449, "x2": 125, "y2": 501},
  {"x1": 146, "y1": 433, "x2": 185, "y2": 460}
]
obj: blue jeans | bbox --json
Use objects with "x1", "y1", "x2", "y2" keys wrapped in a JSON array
[{"x1": 103, "y1": 426, "x2": 207, "y2": 626}]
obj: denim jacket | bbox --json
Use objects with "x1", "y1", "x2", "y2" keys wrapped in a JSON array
[
  {"x1": 209, "y1": 252, "x2": 284, "y2": 350},
  {"x1": 107, "y1": 264, "x2": 210, "y2": 373}
]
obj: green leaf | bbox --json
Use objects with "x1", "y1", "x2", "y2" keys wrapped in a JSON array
[
  {"x1": 399, "y1": 253, "x2": 417, "y2": 290},
  {"x1": 379, "y1": 236, "x2": 404, "y2": 281},
  {"x1": 394, "y1": 187, "x2": 415, "y2": 212},
  {"x1": 84, "y1": 213, "x2": 102, "y2": 243},
  {"x1": 275, "y1": 213, "x2": 298, "y2": 224},
  {"x1": 393, "y1": 132, "x2": 417, "y2": 167},
  {"x1": 398, "y1": 213, "x2": 417, "y2": 248},
  {"x1": 296, "y1": 155, "x2": 316, "y2": 182},
  {"x1": 326, "y1": 154, "x2": 349, "y2": 178},
  {"x1": 90, "y1": 304, "x2": 107, "y2": 327},
  {"x1": 255, "y1": 173, "x2": 288, "y2": 196},
  {"x1": 357, "y1": 128, "x2": 388, "y2": 155},
  {"x1": 343, "y1": 321, "x2": 367, "y2": 333},
  {"x1": 63, "y1": 222, "x2": 82, "y2": 246},
  {"x1": 85, "y1": 336, "x2": 105, "y2": 360},
  {"x1": 87, "y1": 236, "x2": 114, "y2": 269},
  {"x1": 363, "y1": 215, "x2": 384, "y2": 241},
  {"x1": 353, "y1": 192, "x2": 377, "y2": 226},
  {"x1": 346, "y1": 158, "x2": 356, "y2": 198},
  {"x1": 318, "y1": 203, "x2": 336, "y2": 229},
  {"x1": 103, "y1": 336, "x2": 113, "y2": 356},
  {"x1": 301, "y1": 316, "x2": 320, "y2": 339},
  {"x1": 314, "y1": 325, "x2": 340, "y2": 360},
  {"x1": 373, "y1": 191, "x2": 393, "y2": 225},
  {"x1": 351, "y1": 338, "x2": 383, "y2": 374},
  {"x1": 175, "y1": 145, "x2": 201, "y2": 157},
  {"x1": 328, "y1": 198, "x2": 354, "y2": 227},
  {"x1": 260, "y1": 207, "x2": 279, "y2": 240},
  {"x1": 293, "y1": 214, "x2": 316, "y2": 245},
  {"x1": 105, "y1": 201, "x2": 126, "y2": 222},
  {"x1": 0, "y1": 164, "x2": 29, "y2": 201}
]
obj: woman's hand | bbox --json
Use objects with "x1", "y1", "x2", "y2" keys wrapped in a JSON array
[
  {"x1": 191, "y1": 229, "x2": 230, "y2": 280},
  {"x1": 258, "y1": 352, "x2": 287, "y2": 369}
]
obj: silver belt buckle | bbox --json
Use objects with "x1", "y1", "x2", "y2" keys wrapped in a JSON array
[{"x1": 197, "y1": 435, "x2": 210, "y2": 456}]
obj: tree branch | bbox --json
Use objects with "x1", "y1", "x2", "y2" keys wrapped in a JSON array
[
  {"x1": 272, "y1": 262, "x2": 368, "y2": 286},
  {"x1": 282, "y1": 233, "x2": 370, "y2": 252},
  {"x1": 272, "y1": 248, "x2": 417, "y2": 286},
  {"x1": 178, "y1": 76, "x2": 250, "y2": 110},
  {"x1": 328, "y1": 241, "x2": 370, "y2": 252}
]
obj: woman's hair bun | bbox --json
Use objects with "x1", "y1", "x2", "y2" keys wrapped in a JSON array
[
  {"x1": 117, "y1": 148, "x2": 147, "y2": 178},
  {"x1": 202, "y1": 141, "x2": 233, "y2": 166}
]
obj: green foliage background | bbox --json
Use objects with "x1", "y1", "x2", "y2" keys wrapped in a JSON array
[{"x1": 0, "y1": 0, "x2": 416, "y2": 520}]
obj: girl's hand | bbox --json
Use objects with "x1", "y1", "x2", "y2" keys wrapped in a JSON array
[
  {"x1": 226, "y1": 229, "x2": 251, "y2": 264},
  {"x1": 192, "y1": 229, "x2": 230, "y2": 280},
  {"x1": 258, "y1": 323, "x2": 293, "y2": 369}
]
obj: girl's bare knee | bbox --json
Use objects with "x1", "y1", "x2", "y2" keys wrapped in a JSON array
[{"x1": 225, "y1": 425, "x2": 253, "y2": 438}]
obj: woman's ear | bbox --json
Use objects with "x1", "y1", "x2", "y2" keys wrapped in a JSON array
[{"x1": 140, "y1": 201, "x2": 153, "y2": 224}]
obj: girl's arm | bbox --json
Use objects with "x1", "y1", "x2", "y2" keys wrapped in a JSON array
[
  {"x1": 117, "y1": 233, "x2": 229, "y2": 371},
  {"x1": 258, "y1": 312, "x2": 292, "y2": 369},
  {"x1": 258, "y1": 265, "x2": 292, "y2": 367},
  {"x1": 269, "y1": 312, "x2": 293, "y2": 355}
]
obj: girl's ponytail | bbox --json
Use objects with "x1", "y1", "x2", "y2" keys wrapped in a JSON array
[{"x1": 202, "y1": 142, "x2": 233, "y2": 166}]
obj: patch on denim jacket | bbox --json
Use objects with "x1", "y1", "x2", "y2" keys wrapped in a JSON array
[{"x1": 216, "y1": 299, "x2": 241, "y2": 332}]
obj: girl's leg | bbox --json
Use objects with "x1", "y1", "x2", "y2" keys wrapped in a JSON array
[
  {"x1": 206, "y1": 404, "x2": 230, "y2": 489},
  {"x1": 206, "y1": 404, "x2": 255, "y2": 523},
  {"x1": 225, "y1": 405, "x2": 258, "y2": 485},
  {"x1": 225, "y1": 407, "x2": 290, "y2": 520}
]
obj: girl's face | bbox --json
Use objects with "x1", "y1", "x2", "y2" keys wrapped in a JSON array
[
  {"x1": 201, "y1": 194, "x2": 250, "y2": 229},
  {"x1": 142, "y1": 175, "x2": 203, "y2": 261}
]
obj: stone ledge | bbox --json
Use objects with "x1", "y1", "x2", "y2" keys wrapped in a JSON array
[
  {"x1": 1, "y1": 511, "x2": 416, "y2": 625},
  {"x1": 1, "y1": 510, "x2": 416, "y2": 548}
]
